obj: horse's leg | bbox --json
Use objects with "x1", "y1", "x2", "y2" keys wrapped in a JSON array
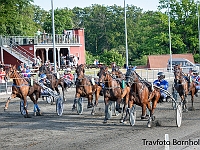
[
  {"x1": 141, "y1": 104, "x2": 147, "y2": 119},
  {"x1": 103, "y1": 97, "x2": 109, "y2": 123},
  {"x1": 91, "y1": 86, "x2": 101, "y2": 115},
  {"x1": 191, "y1": 88, "x2": 195, "y2": 109},
  {"x1": 72, "y1": 93, "x2": 80, "y2": 111},
  {"x1": 87, "y1": 94, "x2": 93, "y2": 108},
  {"x1": 4, "y1": 94, "x2": 17, "y2": 111},
  {"x1": 61, "y1": 83, "x2": 65, "y2": 101},
  {"x1": 23, "y1": 96, "x2": 31, "y2": 118},
  {"x1": 121, "y1": 91, "x2": 129, "y2": 123}
]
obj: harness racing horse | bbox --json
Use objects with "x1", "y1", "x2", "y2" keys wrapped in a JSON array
[
  {"x1": 173, "y1": 65, "x2": 196, "y2": 111},
  {"x1": 4, "y1": 65, "x2": 42, "y2": 118},
  {"x1": 125, "y1": 68, "x2": 153, "y2": 127},
  {"x1": 173, "y1": 65, "x2": 188, "y2": 111},
  {"x1": 39, "y1": 65, "x2": 65, "y2": 103},
  {"x1": 74, "y1": 64, "x2": 102, "y2": 115},
  {"x1": 98, "y1": 66, "x2": 130, "y2": 123}
]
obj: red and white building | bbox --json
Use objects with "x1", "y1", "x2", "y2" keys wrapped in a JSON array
[{"x1": 0, "y1": 28, "x2": 85, "y2": 68}]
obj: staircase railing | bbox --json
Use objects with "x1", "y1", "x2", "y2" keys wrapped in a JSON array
[{"x1": 1, "y1": 37, "x2": 35, "y2": 63}]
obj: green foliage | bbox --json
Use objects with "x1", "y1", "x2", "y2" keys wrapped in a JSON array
[
  {"x1": 131, "y1": 55, "x2": 148, "y2": 66},
  {"x1": 99, "y1": 49, "x2": 125, "y2": 67},
  {"x1": 85, "y1": 51, "x2": 94, "y2": 65}
]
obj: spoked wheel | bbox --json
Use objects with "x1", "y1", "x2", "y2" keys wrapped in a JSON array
[
  {"x1": 46, "y1": 96, "x2": 53, "y2": 104},
  {"x1": 20, "y1": 99, "x2": 28, "y2": 115},
  {"x1": 129, "y1": 106, "x2": 136, "y2": 126},
  {"x1": 176, "y1": 102, "x2": 182, "y2": 127},
  {"x1": 77, "y1": 97, "x2": 83, "y2": 115},
  {"x1": 56, "y1": 96, "x2": 64, "y2": 116},
  {"x1": 172, "y1": 85, "x2": 178, "y2": 109},
  {"x1": 106, "y1": 101, "x2": 112, "y2": 120}
]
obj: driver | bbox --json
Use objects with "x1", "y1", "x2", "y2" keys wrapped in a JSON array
[
  {"x1": 63, "y1": 68, "x2": 74, "y2": 88},
  {"x1": 153, "y1": 72, "x2": 169, "y2": 102},
  {"x1": 191, "y1": 70, "x2": 200, "y2": 97},
  {"x1": 39, "y1": 74, "x2": 51, "y2": 95}
]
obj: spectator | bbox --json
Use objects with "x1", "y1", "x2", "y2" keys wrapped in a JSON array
[
  {"x1": 66, "y1": 54, "x2": 70, "y2": 66},
  {"x1": 153, "y1": 72, "x2": 169, "y2": 102},
  {"x1": 18, "y1": 62, "x2": 25, "y2": 72},
  {"x1": 69, "y1": 55, "x2": 74, "y2": 68},
  {"x1": 36, "y1": 56, "x2": 42, "y2": 67},
  {"x1": 60, "y1": 53, "x2": 66, "y2": 66},
  {"x1": 0, "y1": 67, "x2": 6, "y2": 83},
  {"x1": 22, "y1": 68, "x2": 28, "y2": 78},
  {"x1": 73, "y1": 55, "x2": 78, "y2": 67},
  {"x1": 111, "y1": 62, "x2": 116, "y2": 72},
  {"x1": 0, "y1": 61, "x2": 5, "y2": 68},
  {"x1": 37, "y1": 29, "x2": 42, "y2": 43},
  {"x1": 26, "y1": 65, "x2": 31, "y2": 78},
  {"x1": 32, "y1": 59, "x2": 37, "y2": 69}
]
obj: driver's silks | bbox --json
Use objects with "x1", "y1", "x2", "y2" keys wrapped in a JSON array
[{"x1": 121, "y1": 80, "x2": 125, "y2": 89}]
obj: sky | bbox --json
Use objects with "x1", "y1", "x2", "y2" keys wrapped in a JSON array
[{"x1": 33, "y1": 0, "x2": 160, "y2": 11}]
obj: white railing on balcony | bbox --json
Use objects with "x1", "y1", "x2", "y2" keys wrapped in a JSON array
[{"x1": 0, "y1": 34, "x2": 80, "y2": 46}]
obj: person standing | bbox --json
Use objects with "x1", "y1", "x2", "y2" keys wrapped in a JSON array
[
  {"x1": 0, "y1": 67, "x2": 6, "y2": 83},
  {"x1": 36, "y1": 56, "x2": 42, "y2": 67}
]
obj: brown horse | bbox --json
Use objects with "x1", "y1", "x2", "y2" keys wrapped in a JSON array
[
  {"x1": 39, "y1": 65, "x2": 65, "y2": 103},
  {"x1": 4, "y1": 65, "x2": 42, "y2": 118},
  {"x1": 73, "y1": 64, "x2": 102, "y2": 115},
  {"x1": 173, "y1": 65, "x2": 196, "y2": 111},
  {"x1": 98, "y1": 66, "x2": 130, "y2": 123},
  {"x1": 125, "y1": 68, "x2": 154, "y2": 127}
]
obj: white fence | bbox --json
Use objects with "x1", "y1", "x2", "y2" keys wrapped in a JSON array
[{"x1": 0, "y1": 68, "x2": 174, "y2": 95}]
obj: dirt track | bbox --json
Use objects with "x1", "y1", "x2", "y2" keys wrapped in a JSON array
[{"x1": 0, "y1": 86, "x2": 200, "y2": 150}]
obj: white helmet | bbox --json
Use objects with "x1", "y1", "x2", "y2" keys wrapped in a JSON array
[
  {"x1": 64, "y1": 68, "x2": 71, "y2": 74},
  {"x1": 66, "y1": 68, "x2": 71, "y2": 72}
]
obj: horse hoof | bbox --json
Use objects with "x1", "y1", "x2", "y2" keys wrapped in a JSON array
[
  {"x1": 4, "y1": 107, "x2": 7, "y2": 111},
  {"x1": 87, "y1": 105, "x2": 93, "y2": 109},
  {"x1": 141, "y1": 116, "x2": 148, "y2": 119},
  {"x1": 51, "y1": 102, "x2": 56, "y2": 105},
  {"x1": 152, "y1": 116, "x2": 156, "y2": 121},
  {"x1": 24, "y1": 114, "x2": 32, "y2": 118},
  {"x1": 103, "y1": 120, "x2": 107, "y2": 123},
  {"x1": 91, "y1": 112, "x2": 95, "y2": 115},
  {"x1": 188, "y1": 107, "x2": 195, "y2": 111},
  {"x1": 147, "y1": 123, "x2": 152, "y2": 128},
  {"x1": 120, "y1": 119, "x2": 124, "y2": 123},
  {"x1": 36, "y1": 112, "x2": 43, "y2": 116}
]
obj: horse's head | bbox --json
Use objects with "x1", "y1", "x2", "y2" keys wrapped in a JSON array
[
  {"x1": 75, "y1": 64, "x2": 85, "y2": 81},
  {"x1": 125, "y1": 68, "x2": 137, "y2": 87},
  {"x1": 112, "y1": 68, "x2": 124, "y2": 79},
  {"x1": 174, "y1": 65, "x2": 182, "y2": 81},
  {"x1": 39, "y1": 65, "x2": 50, "y2": 76},
  {"x1": 5, "y1": 65, "x2": 16, "y2": 80},
  {"x1": 98, "y1": 66, "x2": 109, "y2": 86}
]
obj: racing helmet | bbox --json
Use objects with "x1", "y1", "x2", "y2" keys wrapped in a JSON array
[
  {"x1": 193, "y1": 70, "x2": 199, "y2": 75},
  {"x1": 64, "y1": 68, "x2": 71, "y2": 74},
  {"x1": 40, "y1": 74, "x2": 47, "y2": 79},
  {"x1": 157, "y1": 72, "x2": 165, "y2": 79}
]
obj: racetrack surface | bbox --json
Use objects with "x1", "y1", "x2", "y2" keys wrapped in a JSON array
[{"x1": 0, "y1": 85, "x2": 200, "y2": 150}]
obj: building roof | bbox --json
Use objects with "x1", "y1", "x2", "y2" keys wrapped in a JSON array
[{"x1": 147, "y1": 53, "x2": 194, "y2": 68}]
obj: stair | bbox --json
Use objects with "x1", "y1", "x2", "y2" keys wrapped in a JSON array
[{"x1": 1, "y1": 38, "x2": 35, "y2": 66}]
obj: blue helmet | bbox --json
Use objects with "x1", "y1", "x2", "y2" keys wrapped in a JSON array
[{"x1": 40, "y1": 74, "x2": 46, "y2": 79}]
